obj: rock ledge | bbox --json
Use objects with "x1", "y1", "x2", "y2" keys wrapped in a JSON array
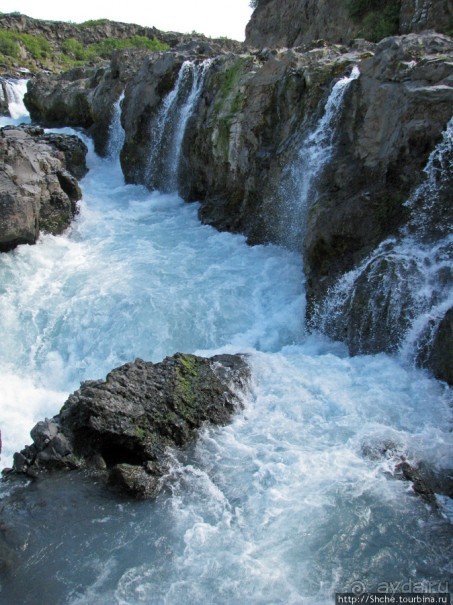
[{"x1": 9, "y1": 353, "x2": 250, "y2": 499}]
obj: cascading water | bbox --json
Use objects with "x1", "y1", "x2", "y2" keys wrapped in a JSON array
[
  {"x1": 0, "y1": 78, "x2": 30, "y2": 125},
  {"x1": 107, "y1": 91, "x2": 126, "y2": 161},
  {"x1": 146, "y1": 59, "x2": 211, "y2": 193},
  {"x1": 0, "y1": 70, "x2": 451, "y2": 605},
  {"x1": 279, "y1": 66, "x2": 360, "y2": 250},
  {"x1": 313, "y1": 118, "x2": 453, "y2": 366}
]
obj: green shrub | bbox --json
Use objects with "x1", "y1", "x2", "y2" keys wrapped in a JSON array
[
  {"x1": 90, "y1": 36, "x2": 168, "y2": 58},
  {"x1": 0, "y1": 30, "x2": 19, "y2": 58},
  {"x1": 18, "y1": 32, "x2": 51, "y2": 59},
  {"x1": 62, "y1": 38, "x2": 94, "y2": 61},
  {"x1": 361, "y1": 5, "x2": 400, "y2": 41},
  {"x1": 346, "y1": 0, "x2": 400, "y2": 41},
  {"x1": 79, "y1": 18, "x2": 111, "y2": 28}
]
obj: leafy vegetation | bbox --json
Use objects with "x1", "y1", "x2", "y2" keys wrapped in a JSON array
[
  {"x1": 346, "y1": 0, "x2": 400, "y2": 41},
  {"x1": 79, "y1": 18, "x2": 111, "y2": 28},
  {"x1": 0, "y1": 26, "x2": 169, "y2": 71},
  {"x1": 0, "y1": 29, "x2": 50, "y2": 60},
  {"x1": 61, "y1": 35, "x2": 168, "y2": 63},
  {"x1": 0, "y1": 30, "x2": 20, "y2": 58}
]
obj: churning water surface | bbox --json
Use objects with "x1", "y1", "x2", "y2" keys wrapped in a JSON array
[{"x1": 0, "y1": 81, "x2": 451, "y2": 605}]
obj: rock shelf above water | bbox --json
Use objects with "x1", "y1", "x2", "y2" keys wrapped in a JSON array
[
  {"x1": 9, "y1": 353, "x2": 250, "y2": 499},
  {"x1": 0, "y1": 125, "x2": 87, "y2": 252}
]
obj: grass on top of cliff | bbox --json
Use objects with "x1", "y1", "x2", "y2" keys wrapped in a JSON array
[
  {"x1": 0, "y1": 28, "x2": 169, "y2": 72},
  {"x1": 61, "y1": 36, "x2": 169, "y2": 62}
]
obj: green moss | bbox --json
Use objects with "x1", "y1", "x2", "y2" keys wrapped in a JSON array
[
  {"x1": 215, "y1": 58, "x2": 250, "y2": 104},
  {"x1": 89, "y1": 36, "x2": 168, "y2": 58},
  {"x1": 174, "y1": 354, "x2": 201, "y2": 410},
  {"x1": 135, "y1": 426, "x2": 146, "y2": 439},
  {"x1": 0, "y1": 29, "x2": 51, "y2": 60},
  {"x1": 18, "y1": 32, "x2": 51, "y2": 59},
  {"x1": 178, "y1": 353, "x2": 199, "y2": 375}
]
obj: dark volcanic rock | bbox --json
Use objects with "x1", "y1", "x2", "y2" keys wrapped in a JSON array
[
  {"x1": 24, "y1": 66, "x2": 104, "y2": 132},
  {"x1": 304, "y1": 33, "x2": 453, "y2": 306},
  {"x1": 180, "y1": 45, "x2": 366, "y2": 242},
  {"x1": 245, "y1": 0, "x2": 452, "y2": 49},
  {"x1": 10, "y1": 353, "x2": 250, "y2": 499},
  {"x1": 424, "y1": 308, "x2": 453, "y2": 384},
  {"x1": 0, "y1": 125, "x2": 86, "y2": 252},
  {"x1": 361, "y1": 440, "x2": 452, "y2": 509}
]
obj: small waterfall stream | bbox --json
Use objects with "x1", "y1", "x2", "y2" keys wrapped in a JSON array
[
  {"x1": 312, "y1": 118, "x2": 453, "y2": 366},
  {"x1": 0, "y1": 78, "x2": 30, "y2": 124},
  {"x1": 0, "y1": 69, "x2": 451, "y2": 605},
  {"x1": 107, "y1": 91, "x2": 126, "y2": 161},
  {"x1": 146, "y1": 59, "x2": 211, "y2": 193},
  {"x1": 279, "y1": 66, "x2": 360, "y2": 250}
]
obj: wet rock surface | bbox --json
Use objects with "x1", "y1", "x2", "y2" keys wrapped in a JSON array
[
  {"x1": 361, "y1": 439, "x2": 453, "y2": 509},
  {"x1": 9, "y1": 353, "x2": 250, "y2": 499},
  {"x1": 0, "y1": 125, "x2": 87, "y2": 252}
]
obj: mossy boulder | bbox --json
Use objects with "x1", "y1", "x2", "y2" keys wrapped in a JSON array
[{"x1": 10, "y1": 353, "x2": 250, "y2": 499}]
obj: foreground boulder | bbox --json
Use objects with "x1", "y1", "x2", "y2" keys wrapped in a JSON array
[
  {"x1": 0, "y1": 125, "x2": 87, "y2": 252},
  {"x1": 10, "y1": 353, "x2": 250, "y2": 499}
]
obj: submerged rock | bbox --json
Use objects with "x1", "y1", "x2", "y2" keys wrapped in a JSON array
[
  {"x1": 361, "y1": 440, "x2": 452, "y2": 509},
  {"x1": 0, "y1": 125, "x2": 87, "y2": 252},
  {"x1": 9, "y1": 353, "x2": 250, "y2": 499}
]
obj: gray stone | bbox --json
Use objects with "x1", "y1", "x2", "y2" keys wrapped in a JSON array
[
  {"x1": 0, "y1": 125, "x2": 86, "y2": 252},
  {"x1": 11, "y1": 353, "x2": 250, "y2": 499}
]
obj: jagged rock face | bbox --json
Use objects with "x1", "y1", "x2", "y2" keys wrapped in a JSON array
[
  {"x1": 0, "y1": 125, "x2": 86, "y2": 252},
  {"x1": 245, "y1": 0, "x2": 359, "y2": 48},
  {"x1": 120, "y1": 52, "x2": 187, "y2": 182},
  {"x1": 304, "y1": 33, "x2": 453, "y2": 319},
  {"x1": 399, "y1": 0, "x2": 453, "y2": 35},
  {"x1": 181, "y1": 44, "x2": 369, "y2": 242},
  {"x1": 24, "y1": 50, "x2": 147, "y2": 155},
  {"x1": 0, "y1": 80, "x2": 9, "y2": 116},
  {"x1": 245, "y1": 0, "x2": 452, "y2": 48},
  {"x1": 25, "y1": 66, "x2": 103, "y2": 129},
  {"x1": 423, "y1": 308, "x2": 453, "y2": 385},
  {"x1": 11, "y1": 353, "x2": 250, "y2": 499}
]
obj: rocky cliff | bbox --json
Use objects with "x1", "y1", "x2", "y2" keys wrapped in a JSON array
[
  {"x1": 245, "y1": 0, "x2": 452, "y2": 48},
  {"x1": 0, "y1": 125, "x2": 87, "y2": 251},
  {"x1": 0, "y1": 12, "x2": 242, "y2": 75}
]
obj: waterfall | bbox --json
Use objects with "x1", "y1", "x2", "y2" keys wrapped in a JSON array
[
  {"x1": 146, "y1": 59, "x2": 211, "y2": 193},
  {"x1": 0, "y1": 70, "x2": 451, "y2": 605},
  {"x1": 107, "y1": 91, "x2": 125, "y2": 161},
  {"x1": 313, "y1": 118, "x2": 453, "y2": 367},
  {"x1": 280, "y1": 66, "x2": 360, "y2": 250},
  {"x1": 0, "y1": 78, "x2": 29, "y2": 121}
]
